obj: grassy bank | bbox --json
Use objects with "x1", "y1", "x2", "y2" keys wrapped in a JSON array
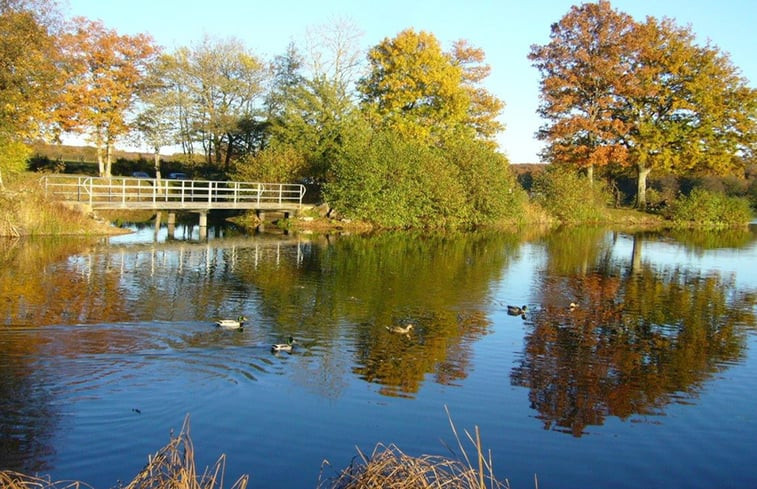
[{"x1": 0, "y1": 173, "x2": 127, "y2": 237}]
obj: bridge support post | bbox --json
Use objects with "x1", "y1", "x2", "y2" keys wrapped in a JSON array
[
  {"x1": 198, "y1": 211, "x2": 208, "y2": 240},
  {"x1": 167, "y1": 212, "x2": 176, "y2": 239}
]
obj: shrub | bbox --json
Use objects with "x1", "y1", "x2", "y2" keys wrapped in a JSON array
[
  {"x1": 667, "y1": 188, "x2": 753, "y2": 227},
  {"x1": 531, "y1": 165, "x2": 610, "y2": 223},
  {"x1": 325, "y1": 128, "x2": 468, "y2": 228},
  {"x1": 233, "y1": 143, "x2": 307, "y2": 183}
]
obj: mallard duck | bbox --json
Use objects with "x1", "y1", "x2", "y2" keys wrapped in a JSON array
[
  {"x1": 215, "y1": 315, "x2": 247, "y2": 329},
  {"x1": 507, "y1": 305, "x2": 527, "y2": 316},
  {"x1": 272, "y1": 336, "x2": 295, "y2": 352},
  {"x1": 386, "y1": 323, "x2": 414, "y2": 334}
]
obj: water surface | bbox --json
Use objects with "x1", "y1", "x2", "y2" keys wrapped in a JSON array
[{"x1": 1, "y1": 224, "x2": 755, "y2": 488}]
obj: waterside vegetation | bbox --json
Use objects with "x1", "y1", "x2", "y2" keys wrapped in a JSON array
[
  {"x1": 1, "y1": 0, "x2": 755, "y2": 235},
  {"x1": 0, "y1": 413, "x2": 510, "y2": 489}
]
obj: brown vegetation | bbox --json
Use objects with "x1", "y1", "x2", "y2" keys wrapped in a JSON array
[{"x1": 0, "y1": 412, "x2": 509, "y2": 489}]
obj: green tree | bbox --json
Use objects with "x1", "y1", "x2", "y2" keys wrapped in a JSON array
[
  {"x1": 159, "y1": 36, "x2": 267, "y2": 171},
  {"x1": 263, "y1": 21, "x2": 363, "y2": 184}
]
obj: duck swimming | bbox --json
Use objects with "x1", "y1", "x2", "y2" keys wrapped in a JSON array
[
  {"x1": 507, "y1": 305, "x2": 527, "y2": 316},
  {"x1": 272, "y1": 336, "x2": 295, "y2": 352},
  {"x1": 386, "y1": 324, "x2": 414, "y2": 334},
  {"x1": 215, "y1": 316, "x2": 247, "y2": 329}
]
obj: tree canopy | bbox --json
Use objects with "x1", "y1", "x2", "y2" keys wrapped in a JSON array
[
  {"x1": 358, "y1": 29, "x2": 503, "y2": 147},
  {"x1": 530, "y1": 0, "x2": 757, "y2": 208}
]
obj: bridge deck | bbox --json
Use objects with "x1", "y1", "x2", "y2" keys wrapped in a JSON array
[{"x1": 41, "y1": 175, "x2": 306, "y2": 213}]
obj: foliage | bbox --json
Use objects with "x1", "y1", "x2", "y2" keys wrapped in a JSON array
[
  {"x1": 531, "y1": 166, "x2": 610, "y2": 223},
  {"x1": 151, "y1": 35, "x2": 267, "y2": 170},
  {"x1": 666, "y1": 188, "x2": 753, "y2": 227},
  {"x1": 325, "y1": 125, "x2": 469, "y2": 228},
  {"x1": 530, "y1": 0, "x2": 757, "y2": 208},
  {"x1": 0, "y1": 5, "x2": 62, "y2": 186},
  {"x1": 58, "y1": 17, "x2": 158, "y2": 177},
  {"x1": 0, "y1": 138, "x2": 31, "y2": 188},
  {"x1": 528, "y1": 0, "x2": 634, "y2": 178},
  {"x1": 358, "y1": 29, "x2": 502, "y2": 147},
  {"x1": 443, "y1": 138, "x2": 527, "y2": 226},
  {"x1": 232, "y1": 142, "x2": 307, "y2": 183},
  {"x1": 268, "y1": 74, "x2": 356, "y2": 184}
]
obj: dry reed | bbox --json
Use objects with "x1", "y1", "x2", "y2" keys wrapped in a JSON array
[
  {"x1": 318, "y1": 406, "x2": 510, "y2": 489},
  {"x1": 1, "y1": 409, "x2": 514, "y2": 489},
  {"x1": 0, "y1": 416, "x2": 248, "y2": 489}
]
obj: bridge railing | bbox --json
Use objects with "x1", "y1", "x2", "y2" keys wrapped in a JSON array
[{"x1": 40, "y1": 175, "x2": 306, "y2": 209}]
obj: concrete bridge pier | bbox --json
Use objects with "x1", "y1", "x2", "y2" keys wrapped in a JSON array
[
  {"x1": 198, "y1": 211, "x2": 208, "y2": 240},
  {"x1": 167, "y1": 212, "x2": 176, "y2": 239}
]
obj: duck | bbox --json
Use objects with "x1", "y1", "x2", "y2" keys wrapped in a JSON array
[
  {"x1": 272, "y1": 336, "x2": 295, "y2": 352},
  {"x1": 386, "y1": 323, "x2": 414, "y2": 334},
  {"x1": 507, "y1": 305, "x2": 528, "y2": 316},
  {"x1": 215, "y1": 315, "x2": 247, "y2": 329}
]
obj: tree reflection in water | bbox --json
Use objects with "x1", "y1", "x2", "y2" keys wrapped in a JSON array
[{"x1": 512, "y1": 230, "x2": 757, "y2": 437}]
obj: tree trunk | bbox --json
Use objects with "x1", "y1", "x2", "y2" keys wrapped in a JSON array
[
  {"x1": 586, "y1": 164, "x2": 594, "y2": 184},
  {"x1": 96, "y1": 144, "x2": 105, "y2": 177},
  {"x1": 153, "y1": 147, "x2": 162, "y2": 183},
  {"x1": 105, "y1": 142, "x2": 113, "y2": 178},
  {"x1": 635, "y1": 165, "x2": 651, "y2": 209}
]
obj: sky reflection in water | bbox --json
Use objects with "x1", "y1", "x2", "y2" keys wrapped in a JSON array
[{"x1": 0, "y1": 224, "x2": 755, "y2": 488}]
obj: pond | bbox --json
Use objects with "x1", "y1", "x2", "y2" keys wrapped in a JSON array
[{"x1": 1, "y1": 222, "x2": 756, "y2": 488}]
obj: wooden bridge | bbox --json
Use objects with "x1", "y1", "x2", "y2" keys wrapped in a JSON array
[{"x1": 41, "y1": 174, "x2": 307, "y2": 237}]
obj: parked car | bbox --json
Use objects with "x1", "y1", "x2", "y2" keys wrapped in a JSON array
[
  {"x1": 131, "y1": 171, "x2": 150, "y2": 178},
  {"x1": 167, "y1": 172, "x2": 188, "y2": 180}
]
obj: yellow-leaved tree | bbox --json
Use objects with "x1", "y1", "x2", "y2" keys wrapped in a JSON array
[
  {"x1": 357, "y1": 28, "x2": 502, "y2": 147},
  {"x1": 0, "y1": 2, "x2": 62, "y2": 187}
]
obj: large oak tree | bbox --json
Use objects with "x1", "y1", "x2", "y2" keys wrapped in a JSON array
[{"x1": 530, "y1": 0, "x2": 757, "y2": 207}]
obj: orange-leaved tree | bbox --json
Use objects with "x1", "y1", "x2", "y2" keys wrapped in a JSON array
[
  {"x1": 529, "y1": 0, "x2": 634, "y2": 183},
  {"x1": 58, "y1": 17, "x2": 157, "y2": 177}
]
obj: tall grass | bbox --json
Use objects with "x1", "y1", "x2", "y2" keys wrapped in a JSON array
[{"x1": 0, "y1": 173, "x2": 116, "y2": 236}]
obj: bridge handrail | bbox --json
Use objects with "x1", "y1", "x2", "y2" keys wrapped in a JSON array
[{"x1": 40, "y1": 175, "x2": 306, "y2": 208}]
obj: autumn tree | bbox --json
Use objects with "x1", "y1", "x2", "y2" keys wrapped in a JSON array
[
  {"x1": 0, "y1": 1, "x2": 62, "y2": 187},
  {"x1": 531, "y1": 1, "x2": 757, "y2": 208},
  {"x1": 358, "y1": 29, "x2": 503, "y2": 146},
  {"x1": 619, "y1": 17, "x2": 757, "y2": 208},
  {"x1": 58, "y1": 18, "x2": 157, "y2": 177},
  {"x1": 158, "y1": 36, "x2": 267, "y2": 171},
  {"x1": 529, "y1": 0, "x2": 634, "y2": 183}
]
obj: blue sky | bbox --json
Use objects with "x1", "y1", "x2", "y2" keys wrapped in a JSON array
[{"x1": 65, "y1": 0, "x2": 756, "y2": 163}]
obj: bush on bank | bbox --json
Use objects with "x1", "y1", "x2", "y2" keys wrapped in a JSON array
[
  {"x1": 324, "y1": 126, "x2": 528, "y2": 229},
  {"x1": 530, "y1": 166, "x2": 611, "y2": 223},
  {"x1": 666, "y1": 188, "x2": 753, "y2": 227}
]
